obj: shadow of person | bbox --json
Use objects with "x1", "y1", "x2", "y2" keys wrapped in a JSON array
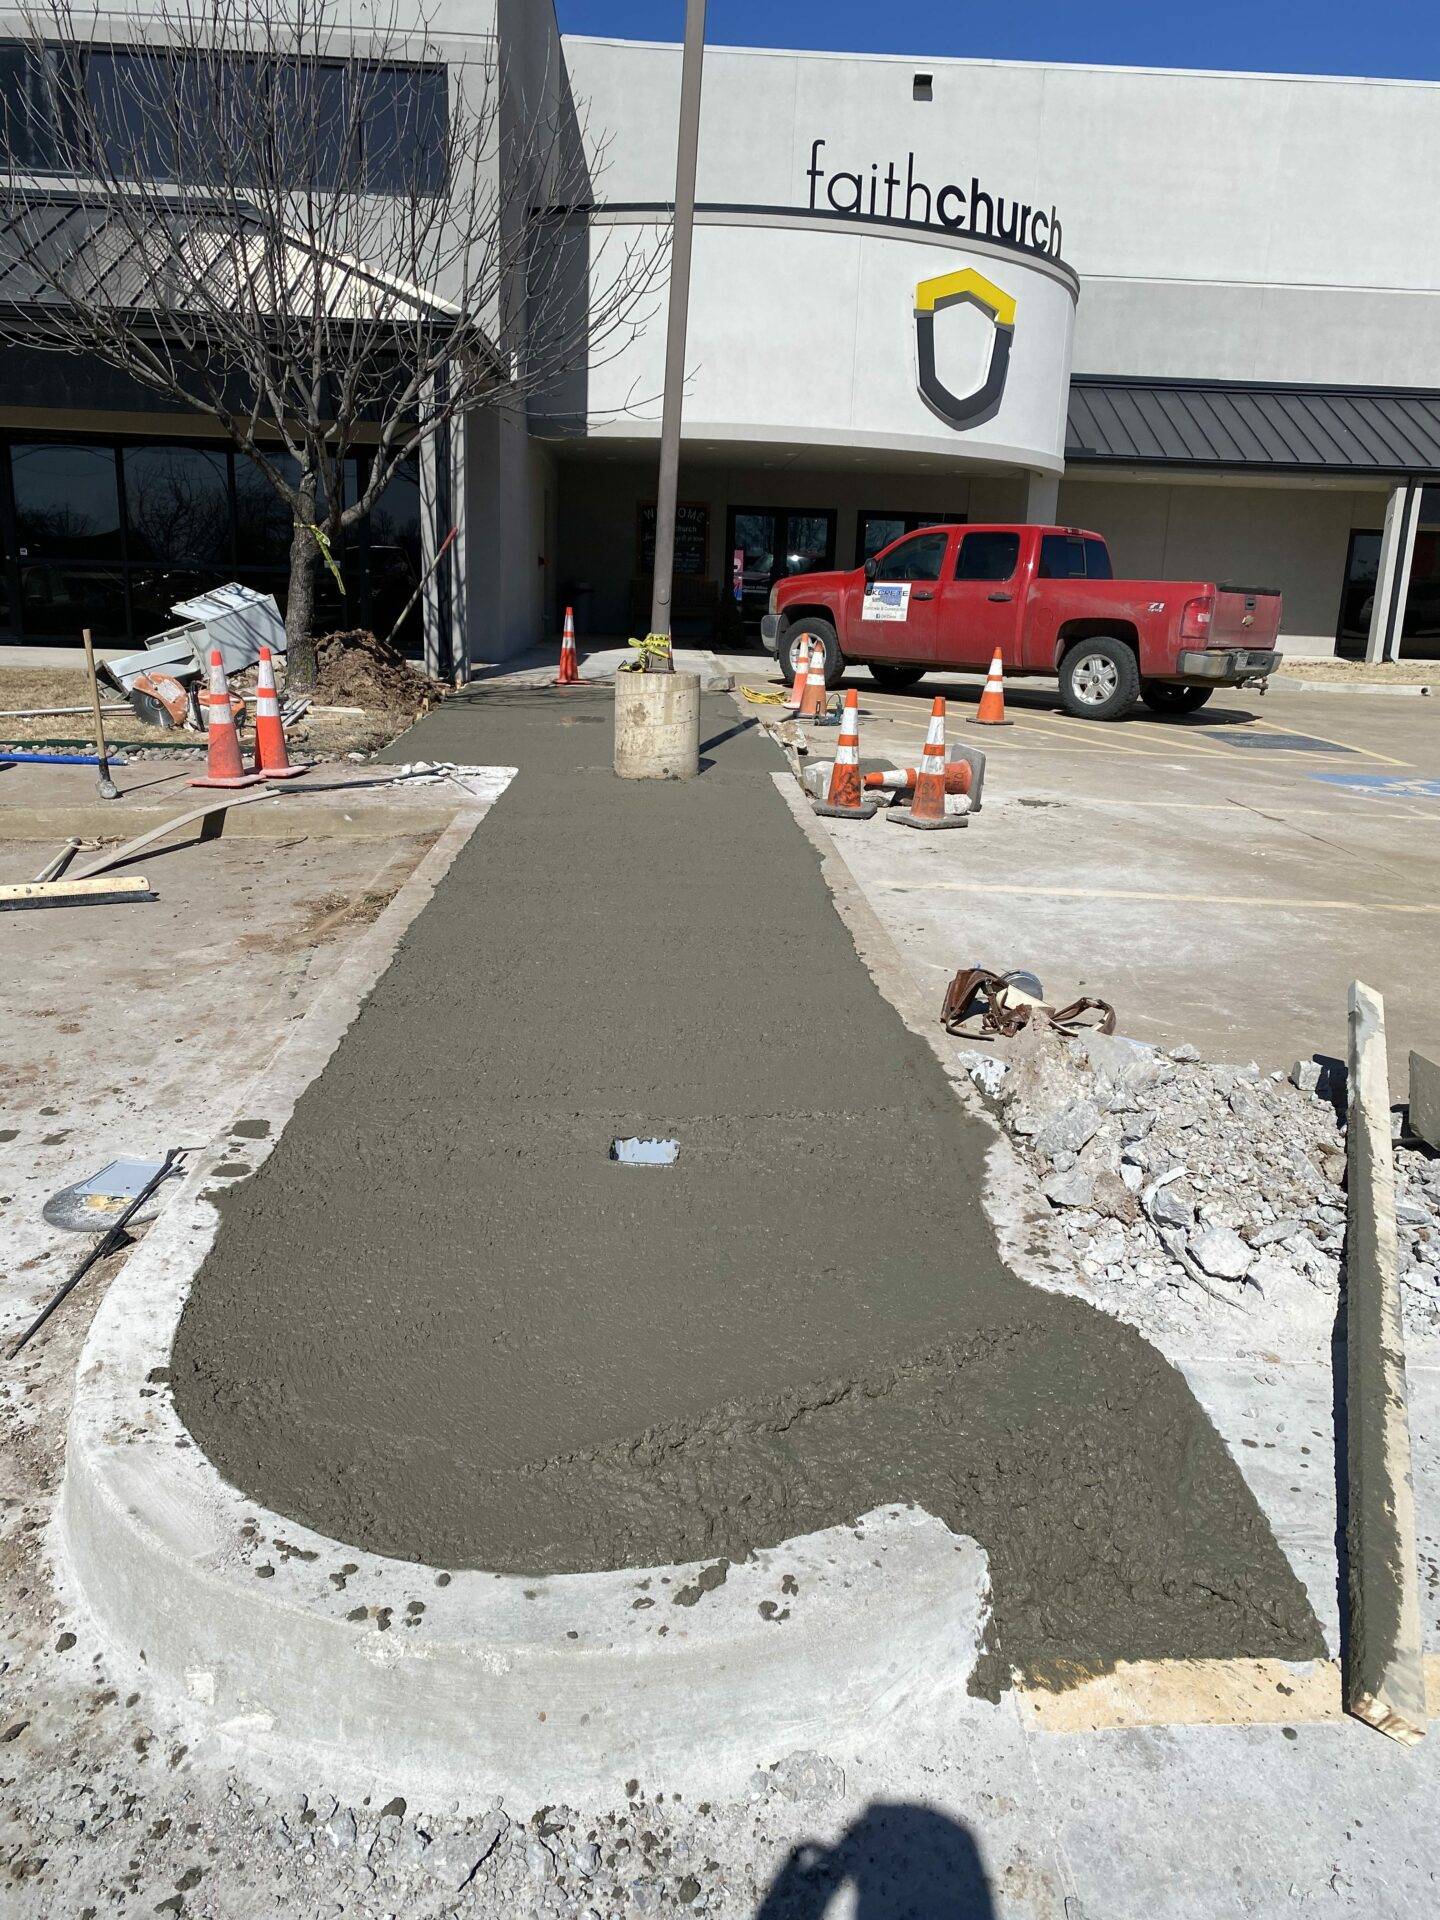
[{"x1": 755, "y1": 1801, "x2": 996, "y2": 1920}]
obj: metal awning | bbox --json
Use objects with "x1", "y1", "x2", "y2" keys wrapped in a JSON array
[
  {"x1": 1066, "y1": 376, "x2": 1440, "y2": 479},
  {"x1": 0, "y1": 191, "x2": 459, "y2": 326}
]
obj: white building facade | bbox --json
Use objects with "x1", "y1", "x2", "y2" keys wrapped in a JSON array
[
  {"x1": 1, "y1": 5, "x2": 1436, "y2": 667},
  {"x1": 531, "y1": 32, "x2": 1440, "y2": 664}
]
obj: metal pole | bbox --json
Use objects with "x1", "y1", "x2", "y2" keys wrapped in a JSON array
[{"x1": 646, "y1": 0, "x2": 707, "y2": 670}]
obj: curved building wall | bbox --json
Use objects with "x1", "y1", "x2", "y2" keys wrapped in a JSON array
[{"x1": 532, "y1": 210, "x2": 1078, "y2": 474}]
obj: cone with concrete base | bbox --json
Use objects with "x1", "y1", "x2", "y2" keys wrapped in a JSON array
[
  {"x1": 887, "y1": 696, "x2": 968, "y2": 830},
  {"x1": 250, "y1": 645, "x2": 309, "y2": 779},
  {"x1": 783, "y1": 637, "x2": 813, "y2": 712},
  {"x1": 556, "y1": 607, "x2": 580, "y2": 686},
  {"x1": 971, "y1": 649, "x2": 1012, "y2": 726},
  {"x1": 813, "y1": 689, "x2": 878, "y2": 819},
  {"x1": 190, "y1": 648, "x2": 266, "y2": 789}
]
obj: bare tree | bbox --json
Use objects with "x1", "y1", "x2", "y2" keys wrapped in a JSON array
[{"x1": 0, "y1": 0, "x2": 657, "y2": 683}]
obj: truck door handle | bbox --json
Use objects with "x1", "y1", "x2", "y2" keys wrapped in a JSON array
[
  {"x1": 913, "y1": 589, "x2": 934, "y2": 601},
  {"x1": 987, "y1": 591, "x2": 1013, "y2": 603}
]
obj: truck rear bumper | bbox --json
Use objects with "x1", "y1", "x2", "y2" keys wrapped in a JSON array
[{"x1": 1176, "y1": 647, "x2": 1281, "y2": 682}]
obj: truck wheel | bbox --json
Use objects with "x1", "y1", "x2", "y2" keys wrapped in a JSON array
[
  {"x1": 780, "y1": 616, "x2": 843, "y2": 688},
  {"x1": 1059, "y1": 637, "x2": 1140, "y2": 720},
  {"x1": 869, "y1": 664, "x2": 926, "y2": 692},
  {"x1": 1141, "y1": 682, "x2": 1214, "y2": 717}
]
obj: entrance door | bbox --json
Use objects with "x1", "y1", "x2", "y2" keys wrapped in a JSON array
[{"x1": 727, "y1": 506, "x2": 836, "y2": 632}]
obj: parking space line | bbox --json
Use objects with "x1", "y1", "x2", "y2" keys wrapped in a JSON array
[{"x1": 905, "y1": 879, "x2": 1440, "y2": 916}]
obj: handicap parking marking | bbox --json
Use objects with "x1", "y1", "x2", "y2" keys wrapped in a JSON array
[{"x1": 1311, "y1": 771, "x2": 1440, "y2": 801}]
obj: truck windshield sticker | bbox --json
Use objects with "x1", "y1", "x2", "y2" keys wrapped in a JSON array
[{"x1": 863, "y1": 582, "x2": 911, "y2": 622}]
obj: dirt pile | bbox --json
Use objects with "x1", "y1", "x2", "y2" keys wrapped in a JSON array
[{"x1": 308, "y1": 629, "x2": 447, "y2": 716}]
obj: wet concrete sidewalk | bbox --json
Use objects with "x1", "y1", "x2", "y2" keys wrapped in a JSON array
[{"x1": 172, "y1": 680, "x2": 1323, "y2": 1688}]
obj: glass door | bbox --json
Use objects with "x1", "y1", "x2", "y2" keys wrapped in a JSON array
[{"x1": 726, "y1": 506, "x2": 836, "y2": 631}]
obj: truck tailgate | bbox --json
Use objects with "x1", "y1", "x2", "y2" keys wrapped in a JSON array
[{"x1": 1211, "y1": 586, "x2": 1282, "y2": 646}]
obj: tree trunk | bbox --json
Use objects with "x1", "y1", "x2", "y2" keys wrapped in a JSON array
[{"x1": 284, "y1": 494, "x2": 319, "y2": 691}]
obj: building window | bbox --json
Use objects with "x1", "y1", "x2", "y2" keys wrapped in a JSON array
[
  {"x1": 0, "y1": 433, "x2": 427, "y2": 655},
  {"x1": 124, "y1": 444, "x2": 232, "y2": 565},
  {"x1": 1, "y1": 43, "x2": 448, "y2": 195},
  {"x1": 1338, "y1": 522, "x2": 1440, "y2": 660},
  {"x1": 858, "y1": 509, "x2": 964, "y2": 562},
  {"x1": 12, "y1": 441, "x2": 122, "y2": 557}
]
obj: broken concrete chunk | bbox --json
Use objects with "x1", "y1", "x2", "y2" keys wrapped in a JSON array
[
  {"x1": 1033, "y1": 1097, "x2": 1101, "y2": 1162},
  {"x1": 1170, "y1": 1042, "x2": 1201, "y2": 1062},
  {"x1": 1290, "y1": 1058, "x2": 1323, "y2": 1094},
  {"x1": 1146, "y1": 1180, "x2": 1195, "y2": 1230},
  {"x1": 1188, "y1": 1225, "x2": 1254, "y2": 1281},
  {"x1": 1248, "y1": 1217, "x2": 1301, "y2": 1248},
  {"x1": 1043, "y1": 1168, "x2": 1096, "y2": 1210},
  {"x1": 1091, "y1": 1169, "x2": 1140, "y2": 1225}
]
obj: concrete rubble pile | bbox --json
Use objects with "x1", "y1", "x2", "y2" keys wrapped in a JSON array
[{"x1": 958, "y1": 1024, "x2": 1440, "y2": 1341}]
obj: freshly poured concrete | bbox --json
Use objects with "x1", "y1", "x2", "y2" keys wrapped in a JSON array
[{"x1": 172, "y1": 684, "x2": 1322, "y2": 1688}]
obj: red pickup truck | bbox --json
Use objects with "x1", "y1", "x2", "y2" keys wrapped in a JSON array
[{"x1": 759, "y1": 523, "x2": 1282, "y2": 720}]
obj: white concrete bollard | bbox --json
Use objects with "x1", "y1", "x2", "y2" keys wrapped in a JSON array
[{"x1": 613, "y1": 670, "x2": 701, "y2": 780}]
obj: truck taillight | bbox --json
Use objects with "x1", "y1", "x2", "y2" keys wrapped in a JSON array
[{"x1": 1180, "y1": 594, "x2": 1215, "y2": 640}]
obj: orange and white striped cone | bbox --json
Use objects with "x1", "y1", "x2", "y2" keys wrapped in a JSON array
[
  {"x1": 887, "y1": 695, "x2": 968, "y2": 830},
  {"x1": 783, "y1": 637, "x2": 812, "y2": 711},
  {"x1": 814, "y1": 689, "x2": 878, "y2": 819},
  {"x1": 191, "y1": 648, "x2": 265, "y2": 789},
  {"x1": 796, "y1": 641, "x2": 831, "y2": 722},
  {"x1": 250, "y1": 645, "x2": 309, "y2": 779},
  {"x1": 864, "y1": 760, "x2": 973, "y2": 800},
  {"x1": 555, "y1": 607, "x2": 580, "y2": 686},
  {"x1": 971, "y1": 649, "x2": 1012, "y2": 726}
]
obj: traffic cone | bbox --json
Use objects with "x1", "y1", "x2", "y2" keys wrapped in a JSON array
[
  {"x1": 556, "y1": 608, "x2": 580, "y2": 686},
  {"x1": 864, "y1": 761, "x2": 972, "y2": 799},
  {"x1": 887, "y1": 696, "x2": 968, "y2": 830},
  {"x1": 814, "y1": 690, "x2": 877, "y2": 819},
  {"x1": 865, "y1": 743, "x2": 986, "y2": 812},
  {"x1": 971, "y1": 649, "x2": 1012, "y2": 726},
  {"x1": 795, "y1": 640, "x2": 830, "y2": 722},
  {"x1": 783, "y1": 637, "x2": 812, "y2": 711},
  {"x1": 191, "y1": 649, "x2": 265, "y2": 788},
  {"x1": 250, "y1": 645, "x2": 308, "y2": 779}
]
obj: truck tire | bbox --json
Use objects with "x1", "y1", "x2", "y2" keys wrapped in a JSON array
[
  {"x1": 1059, "y1": 637, "x2": 1140, "y2": 720},
  {"x1": 869, "y1": 664, "x2": 927, "y2": 692},
  {"x1": 778, "y1": 616, "x2": 843, "y2": 688},
  {"x1": 1141, "y1": 682, "x2": 1214, "y2": 717}
]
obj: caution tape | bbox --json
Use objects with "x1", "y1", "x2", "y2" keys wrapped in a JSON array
[
  {"x1": 618, "y1": 633, "x2": 673, "y2": 672},
  {"x1": 738, "y1": 685, "x2": 792, "y2": 705}
]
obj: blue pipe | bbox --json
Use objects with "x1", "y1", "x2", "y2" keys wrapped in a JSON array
[{"x1": 0, "y1": 752, "x2": 128, "y2": 766}]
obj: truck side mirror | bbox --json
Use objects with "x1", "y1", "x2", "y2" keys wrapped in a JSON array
[{"x1": 863, "y1": 557, "x2": 877, "y2": 583}]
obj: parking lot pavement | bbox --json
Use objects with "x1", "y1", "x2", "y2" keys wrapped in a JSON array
[{"x1": 723, "y1": 656, "x2": 1440, "y2": 1089}]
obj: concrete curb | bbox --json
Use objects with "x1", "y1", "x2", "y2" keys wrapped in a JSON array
[
  {"x1": 1277, "y1": 677, "x2": 1434, "y2": 697},
  {"x1": 1345, "y1": 980, "x2": 1428, "y2": 1745},
  {"x1": 57, "y1": 762, "x2": 989, "y2": 1808}
]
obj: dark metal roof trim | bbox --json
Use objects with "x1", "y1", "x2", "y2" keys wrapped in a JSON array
[{"x1": 1067, "y1": 375, "x2": 1440, "y2": 478}]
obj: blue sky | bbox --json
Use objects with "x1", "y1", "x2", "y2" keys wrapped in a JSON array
[{"x1": 555, "y1": 2, "x2": 1440, "y2": 83}]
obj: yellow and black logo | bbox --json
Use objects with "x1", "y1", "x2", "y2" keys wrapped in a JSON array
[{"x1": 914, "y1": 268, "x2": 1016, "y2": 431}]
